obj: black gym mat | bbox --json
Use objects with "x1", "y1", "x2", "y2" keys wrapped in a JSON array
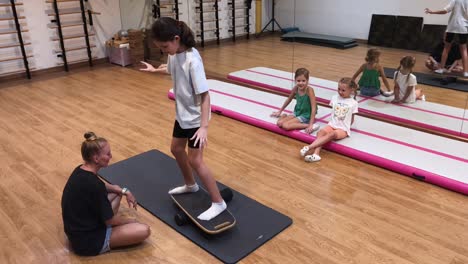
[
  {"x1": 392, "y1": 16, "x2": 423, "y2": 50},
  {"x1": 99, "y1": 149, "x2": 293, "y2": 264},
  {"x1": 418, "y1": 24, "x2": 446, "y2": 53},
  {"x1": 281, "y1": 31, "x2": 358, "y2": 49},
  {"x1": 384, "y1": 67, "x2": 468, "y2": 92},
  {"x1": 368, "y1": 14, "x2": 396, "y2": 47}
]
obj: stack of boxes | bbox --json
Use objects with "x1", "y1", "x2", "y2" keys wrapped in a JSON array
[{"x1": 127, "y1": 29, "x2": 145, "y2": 64}]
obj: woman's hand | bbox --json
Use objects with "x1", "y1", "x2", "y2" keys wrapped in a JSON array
[
  {"x1": 191, "y1": 126, "x2": 208, "y2": 149},
  {"x1": 391, "y1": 98, "x2": 401, "y2": 104},
  {"x1": 125, "y1": 191, "x2": 138, "y2": 210}
]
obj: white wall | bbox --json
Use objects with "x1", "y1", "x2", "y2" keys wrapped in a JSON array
[
  {"x1": 271, "y1": 0, "x2": 451, "y2": 40},
  {"x1": 0, "y1": 0, "x2": 121, "y2": 75}
]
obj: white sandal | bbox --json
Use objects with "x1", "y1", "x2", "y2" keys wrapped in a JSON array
[
  {"x1": 300, "y1": 146, "x2": 309, "y2": 157},
  {"x1": 304, "y1": 154, "x2": 321, "y2": 162}
]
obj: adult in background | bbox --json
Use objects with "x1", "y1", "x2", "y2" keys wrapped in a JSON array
[{"x1": 425, "y1": 0, "x2": 468, "y2": 77}]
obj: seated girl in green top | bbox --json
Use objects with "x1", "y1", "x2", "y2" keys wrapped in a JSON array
[
  {"x1": 271, "y1": 68, "x2": 319, "y2": 133},
  {"x1": 352, "y1": 48, "x2": 393, "y2": 97}
]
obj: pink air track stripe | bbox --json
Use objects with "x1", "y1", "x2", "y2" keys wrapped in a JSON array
[
  {"x1": 232, "y1": 69, "x2": 468, "y2": 122},
  {"x1": 365, "y1": 96, "x2": 468, "y2": 121},
  {"x1": 167, "y1": 90, "x2": 468, "y2": 195},
  {"x1": 353, "y1": 128, "x2": 468, "y2": 163}
]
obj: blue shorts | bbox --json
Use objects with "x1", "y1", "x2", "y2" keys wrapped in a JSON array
[
  {"x1": 360, "y1": 86, "x2": 380, "y2": 97},
  {"x1": 295, "y1": 115, "x2": 310, "y2": 124},
  {"x1": 99, "y1": 226, "x2": 112, "y2": 254}
]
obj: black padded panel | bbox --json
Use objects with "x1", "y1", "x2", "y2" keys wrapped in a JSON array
[
  {"x1": 281, "y1": 32, "x2": 358, "y2": 49},
  {"x1": 392, "y1": 16, "x2": 423, "y2": 50},
  {"x1": 368, "y1": 14, "x2": 396, "y2": 47},
  {"x1": 419, "y1": 24, "x2": 447, "y2": 53}
]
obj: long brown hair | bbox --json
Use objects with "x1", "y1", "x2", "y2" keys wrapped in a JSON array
[{"x1": 151, "y1": 17, "x2": 195, "y2": 48}]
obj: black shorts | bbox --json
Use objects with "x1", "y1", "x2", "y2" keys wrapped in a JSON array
[
  {"x1": 172, "y1": 120, "x2": 200, "y2": 148},
  {"x1": 446, "y1": 32, "x2": 467, "y2": 44}
]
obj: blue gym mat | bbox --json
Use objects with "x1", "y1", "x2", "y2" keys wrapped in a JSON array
[{"x1": 99, "y1": 149, "x2": 292, "y2": 263}]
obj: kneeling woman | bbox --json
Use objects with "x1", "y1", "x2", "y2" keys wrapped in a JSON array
[{"x1": 61, "y1": 132, "x2": 150, "y2": 256}]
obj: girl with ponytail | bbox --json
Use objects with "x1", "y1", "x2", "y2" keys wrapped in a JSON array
[{"x1": 140, "y1": 18, "x2": 226, "y2": 221}]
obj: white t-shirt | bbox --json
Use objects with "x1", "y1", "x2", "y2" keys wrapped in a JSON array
[
  {"x1": 328, "y1": 95, "x2": 358, "y2": 136},
  {"x1": 444, "y1": 0, "x2": 468, "y2": 34},
  {"x1": 393, "y1": 71, "x2": 418, "y2": 103},
  {"x1": 167, "y1": 48, "x2": 210, "y2": 129}
]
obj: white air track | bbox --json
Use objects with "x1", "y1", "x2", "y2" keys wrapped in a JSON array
[{"x1": 228, "y1": 67, "x2": 468, "y2": 138}]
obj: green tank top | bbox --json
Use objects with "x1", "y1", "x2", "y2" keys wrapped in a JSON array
[
  {"x1": 358, "y1": 68, "x2": 381, "y2": 88},
  {"x1": 294, "y1": 90, "x2": 312, "y2": 120}
]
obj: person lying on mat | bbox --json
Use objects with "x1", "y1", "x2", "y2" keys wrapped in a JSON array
[
  {"x1": 61, "y1": 132, "x2": 150, "y2": 256},
  {"x1": 352, "y1": 48, "x2": 393, "y2": 97},
  {"x1": 300, "y1": 78, "x2": 358, "y2": 162},
  {"x1": 425, "y1": 41, "x2": 462, "y2": 73},
  {"x1": 392, "y1": 56, "x2": 426, "y2": 104},
  {"x1": 270, "y1": 68, "x2": 320, "y2": 133},
  {"x1": 140, "y1": 17, "x2": 226, "y2": 221}
]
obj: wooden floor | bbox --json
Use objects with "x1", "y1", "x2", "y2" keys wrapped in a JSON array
[{"x1": 1, "y1": 36, "x2": 467, "y2": 264}]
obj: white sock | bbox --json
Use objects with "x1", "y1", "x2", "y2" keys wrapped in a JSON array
[
  {"x1": 168, "y1": 183, "x2": 199, "y2": 195},
  {"x1": 197, "y1": 200, "x2": 227, "y2": 221}
]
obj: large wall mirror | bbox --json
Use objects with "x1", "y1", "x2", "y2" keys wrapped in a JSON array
[
  {"x1": 285, "y1": 0, "x2": 468, "y2": 140},
  {"x1": 119, "y1": 0, "x2": 468, "y2": 140}
]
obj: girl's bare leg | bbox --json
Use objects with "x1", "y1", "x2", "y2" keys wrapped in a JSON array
[
  {"x1": 168, "y1": 137, "x2": 199, "y2": 194},
  {"x1": 281, "y1": 118, "x2": 309, "y2": 131},
  {"x1": 277, "y1": 115, "x2": 296, "y2": 128},
  {"x1": 188, "y1": 147, "x2": 226, "y2": 221}
]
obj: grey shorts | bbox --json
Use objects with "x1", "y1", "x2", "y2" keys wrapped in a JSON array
[{"x1": 99, "y1": 226, "x2": 112, "y2": 254}]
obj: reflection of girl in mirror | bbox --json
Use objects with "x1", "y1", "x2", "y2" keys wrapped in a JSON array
[
  {"x1": 300, "y1": 78, "x2": 359, "y2": 162},
  {"x1": 270, "y1": 68, "x2": 319, "y2": 134},
  {"x1": 392, "y1": 56, "x2": 425, "y2": 104},
  {"x1": 352, "y1": 48, "x2": 393, "y2": 97},
  {"x1": 139, "y1": 17, "x2": 226, "y2": 221}
]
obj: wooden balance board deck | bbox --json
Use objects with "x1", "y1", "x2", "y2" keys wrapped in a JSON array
[{"x1": 171, "y1": 189, "x2": 236, "y2": 234}]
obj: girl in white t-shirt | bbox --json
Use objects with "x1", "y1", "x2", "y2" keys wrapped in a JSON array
[
  {"x1": 140, "y1": 18, "x2": 226, "y2": 221},
  {"x1": 300, "y1": 78, "x2": 359, "y2": 162},
  {"x1": 392, "y1": 56, "x2": 425, "y2": 104}
]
